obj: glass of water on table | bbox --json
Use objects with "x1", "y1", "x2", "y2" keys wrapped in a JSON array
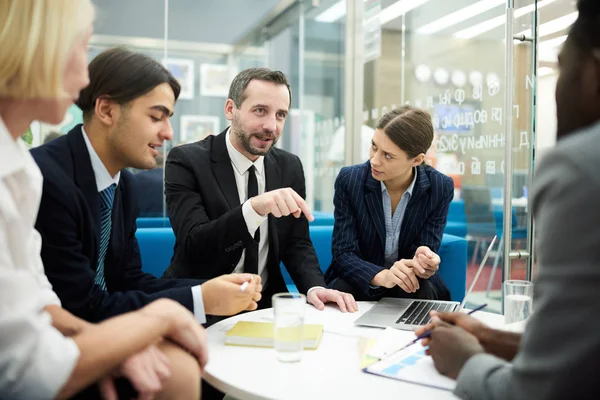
[
  {"x1": 273, "y1": 293, "x2": 306, "y2": 362},
  {"x1": 504, "y1": 280, "x2": 533, "y2": 325}
]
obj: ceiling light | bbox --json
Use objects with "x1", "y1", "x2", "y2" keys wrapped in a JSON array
[
  {"x1": 517, "y1": 11, "x2": 578, "y2": 38},
  {"x1": 540, "y1": 12, "x2": 578, "y2": 36},
  {"x1": 451, "y1": 70, "x2": 467, "y2": 87},
  {"x1": 538, "y1": 46, "x2": 560, "y2": 63},
  {"x1": 433, "y1": 68, "x2": 450, "y2": 85},
  {"x1": 469, "y1": 71, "x2": 483, "y2": 86},
  {"x1": 539, "y1": 34, "x2": 568, "y2": 48},
  {"x1": 454, "y1": 0, "x2": 557, "y2": 39},
  {"x1": 380, "y1": 0, "x2": 433, "y2": 25},
  {"x1": 538, "y1": 67, "x2": 555, "y2": 77},
  {"x1": 315, "y1": 0, "x2": 432, "y2": 25},
  {"x1": 417, "y1": 0, "x2": 505, "y2": 35},
  {"x1": 315, "y1": 1, "x2": 347, "y2": 23},
  {"x1": 415, "y1": 64, "x2": 432, "y2": 83}
]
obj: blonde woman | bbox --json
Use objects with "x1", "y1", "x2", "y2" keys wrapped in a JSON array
[{"x1": 0, "y1": 1, "x2": 205, "y2": 399}]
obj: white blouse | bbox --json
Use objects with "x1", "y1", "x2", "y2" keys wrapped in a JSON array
[{"x1": 0, "y1": 118, "x2": 79, "y2": 399}]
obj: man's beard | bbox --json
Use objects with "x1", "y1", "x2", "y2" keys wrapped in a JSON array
[{"x1": 233, "y1": 122, "x2": 278, "y2": 156}]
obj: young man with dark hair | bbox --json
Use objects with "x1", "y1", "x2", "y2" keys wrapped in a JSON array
[
  {"x1": 163, "y1": 67, "x2": 358, "y2": 313},
  {"x1": 31, "y1": 47, "x2": 262, "y2": 327},
  {"x1": 415, "y1": 1, "x2": 600, "y2": 399}
]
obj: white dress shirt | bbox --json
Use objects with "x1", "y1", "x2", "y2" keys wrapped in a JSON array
[
  {"x1": 0, "y1": 117, "x2": 80, "y2": 399},
  {"x1": 81, "y1": 127, "x2": 206, "y2": 323},
  {"x1": 225, "y1": 130, "x2": 321, "y2": 295},
  {"x1": 225, "y1": 129, "x2": 270, "y2": 284}
]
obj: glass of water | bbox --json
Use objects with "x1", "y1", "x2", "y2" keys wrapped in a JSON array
[
  {"x1": 504, "y1": 280, "x2": 533, "y2": 325},
  {"x1": 272, "y1": 293, "x2": 306, "y2": 362}
]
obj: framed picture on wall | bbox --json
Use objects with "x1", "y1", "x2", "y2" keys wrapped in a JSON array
[
  {"x1": 199, "y1": 64, "x2": 237, "y2": 97},
  {"x1": 180, "y1": 115, "x2": 220, "y2": 144},
  {"x1": 163, "y1": 58, "x2": 195, "y2": 100}
]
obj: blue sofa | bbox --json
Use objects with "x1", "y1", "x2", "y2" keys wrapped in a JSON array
[
  {"x1": 135, "y1": 226, "x2": 468, "y2": 302},
  {"x1": 280, "y1": 228, "x2": 467, "y2": 302},
  {"x1": 445, "y1": 201, "x2": 468, "y2": 237},
  {"x1": 134, "y1": 226, "x2": 337, "y2": 280},
  {"x1": 136, "y1": 212, "x2": 335, "y2": 229},
  {"x1": 310, "y1": 211, "x2": 335, "y2": 226},
  {"x1": 135, "y1": 228, "x2": 176, "y2": 278},
  {"x1": 446, "y1": 199, "x2": 527, "y2": 239},
  {"x1": 136, "y1": 217, "x2": 171, "y2": 228}
]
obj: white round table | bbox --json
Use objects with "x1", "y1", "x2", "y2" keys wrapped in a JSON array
[{"x1": 204, "y1": 302, "x2": 505, "y2": 400}]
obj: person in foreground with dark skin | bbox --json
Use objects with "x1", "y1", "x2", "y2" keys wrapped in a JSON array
[{"x1": 415, "y1": 1, "x2": 600, "y2": 399}]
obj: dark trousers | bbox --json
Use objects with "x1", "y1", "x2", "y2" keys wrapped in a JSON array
[{"x1": 330, "y1": 276, "x2": 450, "y2": 302}]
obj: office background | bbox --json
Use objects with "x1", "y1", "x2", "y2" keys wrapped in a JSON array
[{"x1": 32, "y1": 0, "x2": 574, "y2": 312}]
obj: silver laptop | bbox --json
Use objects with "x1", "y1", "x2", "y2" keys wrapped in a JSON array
[{"x1": 354, "y1": 236, "x2": 497, "y2": 331}]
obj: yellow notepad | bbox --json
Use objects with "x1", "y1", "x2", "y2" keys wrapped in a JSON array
[
  {"x1": 224, "y1": 321, "x2": 324, "y2": 350},
  {"x1": 359, "y1": 337, "x2": 380, "y2": 369}
]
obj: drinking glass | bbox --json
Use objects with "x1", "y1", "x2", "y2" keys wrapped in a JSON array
[
  {"x1": 272, "y1": 293, "x2": 306, "y2": 362},
  {"x1": 504, "y1": 280, "x2": 533, "y2": 325}
]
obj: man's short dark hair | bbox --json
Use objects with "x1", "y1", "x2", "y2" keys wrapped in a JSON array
[
  {"x1": 228, "y1": 68, "x2": 292, "y2": 108},
  {"x1": 76, "y1": 47, "x2": 181, "y2": 120}
]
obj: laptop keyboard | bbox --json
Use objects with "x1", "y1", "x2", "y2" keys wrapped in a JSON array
[{"x1": 395, "y1": 301, "x2": 455, "y2": 326}]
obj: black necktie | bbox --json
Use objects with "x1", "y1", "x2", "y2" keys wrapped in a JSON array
[{"x1": 244, "y1": 165, "x2": 260, "y2": 274}]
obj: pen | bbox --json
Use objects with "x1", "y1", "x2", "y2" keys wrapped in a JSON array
[
  {"x1": 239, "y1": 281, "x2": 249, "y2": 292},
  {"x1": 381, "y1": 303, "x2": 488, "y2": 358}
]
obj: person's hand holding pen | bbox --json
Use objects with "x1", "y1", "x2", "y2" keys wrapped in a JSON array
[
  {"x1": 415, "y1": 309, "x2": 490, "y2": 353},
  {"x1": 413, "y1": 307, "x2": 488, "y2": 380},
  {"x1": 201, "y1": 274, "x2": 262, "y2": 316}
]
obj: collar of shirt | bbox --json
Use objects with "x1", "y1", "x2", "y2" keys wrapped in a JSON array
[
  {"x1": 381, "y1": 166, "x2": 418, "y2": 195},
  {"x1": 225, "y1": 127, "x2": 265, "y2": 177},
  {"x1": 0, "y1": 117, "x2": 30, "y2": 179},
  {"x1": 81, "y1": 125, "x2": 120, "y2": 192}
]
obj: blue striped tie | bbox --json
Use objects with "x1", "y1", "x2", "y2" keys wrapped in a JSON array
[{"x1": 95, "y1": 184, "x2": 116, "y2": 291}]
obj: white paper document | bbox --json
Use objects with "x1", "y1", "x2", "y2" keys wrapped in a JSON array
[
  {"x1": 364, "y1": 344, "x2": 457, "y2": 391},
  {"x1": 366, "y1": 327, "x2": 417, "y2": 359}
]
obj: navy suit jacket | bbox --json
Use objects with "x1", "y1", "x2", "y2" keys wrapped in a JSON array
[
  {"x1": 324, "y1": 161, "x2": 454, "y2": 299},
  {"x1": 135, "y1": 168, "x2": 164, "y2": 217},
  {"x1": 31, "y1": 125, "x2": 203, "y2": 322}
]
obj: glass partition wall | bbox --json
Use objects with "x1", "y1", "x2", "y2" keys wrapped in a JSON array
[
  {"x1": 245, "y1": 0, "x2": 550, "y2": 312},
  {"x1": 232, "y1": 1, "x2": 347, "y2": 212},
  {"x1": 33, "y1": 0, "x2": 576, "y2": 314},
  {"x1": 343, "y1": 0, "x2": 552, "y2": 312},
  {"x1": 34, "y1": 0, "x2": 285, "y2": 223}
]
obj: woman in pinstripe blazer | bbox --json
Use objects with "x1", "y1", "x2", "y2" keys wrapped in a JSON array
[{"x1": 324, "y1": 106, "x2": 453, "y2": 301}]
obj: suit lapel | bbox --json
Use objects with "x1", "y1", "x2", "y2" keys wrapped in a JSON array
[
  {"x1": 364, "y1": 172, "x2": 385, "y2": 247},
  {"x1": 408, "y1": 164, "x2": 430, "y2": 203},
  {"x1": 211, "y1": 130, "x2": 241, "y2": 208},
  {"x1": 67, "y1": 125, "x2": 101, "y2": 269}
]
